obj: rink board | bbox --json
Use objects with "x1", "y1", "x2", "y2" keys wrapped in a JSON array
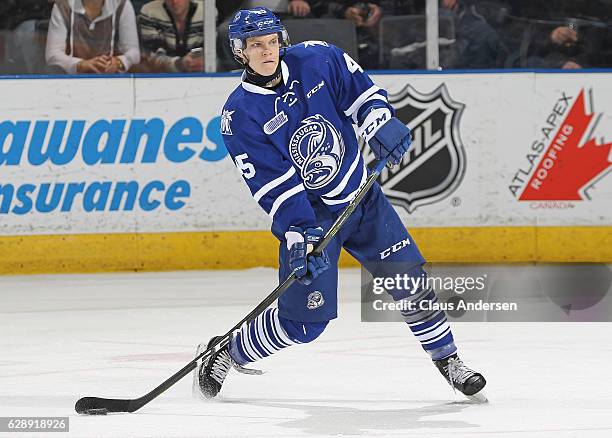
[
  {"x1": 0, "y1": 226, "x2": 611, "y2": 275},
  {"x1": 0, "y1": 71, "x2": 611, "y2": 273}
]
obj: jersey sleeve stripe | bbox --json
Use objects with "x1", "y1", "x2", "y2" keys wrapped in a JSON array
[
  {"x1": 321, "y1": 163, "x2": 367, "y2": 206},
  {"x1": 352, "y1": 93, "x2": 390, "y2": 124},
  {"x1": 365, "y1": 93, "x2": 388, "y2": 103},
  {"x1": 344, "y1": 84, "x2": 380, "y2": 117},
  {"x1": 253, "y1": 167, "x2": 297, "y2": 202},
  {"x1": 268, "y1": 183, "x2": 306, "y2": 219},
  {"x1": 322, "y1": 150, "x2": 361, "y2": 199}
]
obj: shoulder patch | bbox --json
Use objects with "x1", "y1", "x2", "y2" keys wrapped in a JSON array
[{"x1": 221, "y1": 109, "x2": 235, "y2": 135}]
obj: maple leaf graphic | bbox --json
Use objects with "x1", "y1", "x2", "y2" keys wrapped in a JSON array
[{"x1": 520, "y1": 90, "x2": 612, "y2": 201}]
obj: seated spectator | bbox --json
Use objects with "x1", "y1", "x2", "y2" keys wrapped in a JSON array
[
  {"x1": 310, "y1": 1, "x2": 383, "y2": 69},
  {"x1": 137, "y1": 0, "x2": 204, "y2": 73},
  {"x1": 45, "y1": 0, "x2": 140, "y2": 74},
  {"x1": 217, "y1": 0, "x2": 317, "y2": 71}
]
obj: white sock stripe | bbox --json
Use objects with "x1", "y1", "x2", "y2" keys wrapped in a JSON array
[
  {"x1": 238, "y1": 328, "x2": 259, "y2": 362},
  {"x1": 271, "y1": 308, "x2": 297, "y2": 345},
  {"x1": 260, "y1": 309, "x2": 281, "y2": 350},
  {"x1": 255, "y1": 312, "x2": 277, "y2": 356},
  {"x1": 240, "y1": 326, "x2": 260, "y2": 361},
  {"x1": 421, "y1": 327, "x2": 452, "y2": 345},
  {"x1": 411, "y1": 316, "x2": 447, "y2": 336},
  {"x1": 414, "y1": 321, "x2": 450, "y2": 342},
  {"x1": 244, "y1": 323, "x2": 265, "y2": 360},
  {"x1": 267, "y1": 309, "x2": 291, "y2": 348},
  {"x1": 262, "y1": 331, "x2": 283, "y2": 352},
  {"x1": 250, "y1": 314, "x2": 273, "y2": 357},
  {"x1": 272, "y1": 308, "x2": 299, "y2": 345},
  {"x1": 406, "y1": 309, "x2": 444, "y2": 327}
]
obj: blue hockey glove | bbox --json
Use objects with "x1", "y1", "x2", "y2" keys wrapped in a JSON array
[
  {"x1": 368, "y1": 117, "x2": 412, "y2": 165},
  {"x1": 285, "y1": 226, "x2": 330, "y2": 285}
]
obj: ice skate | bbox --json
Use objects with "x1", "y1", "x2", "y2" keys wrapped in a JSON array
[
  {"x1": 192, "y1": 336, "x2": 262, "y2": 400},
  {"x1": 435, "y1": 354, "x2": 487, "y2": 403}
]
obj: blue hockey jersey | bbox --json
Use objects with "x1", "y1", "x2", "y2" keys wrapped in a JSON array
[{"x1": 221, "y1": 41, "x2": 394, "y2": 238}]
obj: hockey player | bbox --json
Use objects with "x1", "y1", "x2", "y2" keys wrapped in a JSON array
[{"x1": 195, "y1": 7, "x2": 486, "y2": 400}]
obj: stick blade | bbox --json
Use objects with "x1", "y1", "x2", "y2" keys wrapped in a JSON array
[{"x1": 75, "y1": 397, "x2": 131, "y2": 414}]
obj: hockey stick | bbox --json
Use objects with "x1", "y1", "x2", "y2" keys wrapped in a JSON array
[{"x1": 75, "y1": 158, "x2": 389, "y2": 415}]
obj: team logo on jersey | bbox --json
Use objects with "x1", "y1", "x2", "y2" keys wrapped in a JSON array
[
  {"x1": 289, "y1": 114, "x2": 345, "y2": 190},
  {"x1": 307, "y1": 291, "x2": 325, "y2": 310},
  {"x1": 221, "y1": 109, "x2": 234, "y2": 135},
  {"x1": 363, "y1": 84, "x2": 466, "y2": 213}
]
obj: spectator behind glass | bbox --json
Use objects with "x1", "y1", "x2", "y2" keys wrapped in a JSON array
[
  {"x1": 45, "y1": 0, "x2": 140, "y2": 74},
  {"x1": 310, "y1": 1, "x2": 382, "y2": 69},
  {"x1": 217, "y1": 0, "x2": 316, "y2": 71},
  {"x1": 138, "y1": 0, "x2": 204, "y2": 72},
  {"x1": 441, "y1": 0, "x2": 502, "y2": 69},
  {"x1": 506, "y1": 0, "x2": 612, "y2": 69},
  {"x1": 295, "y1": 1, "x2": 427, "y2": 68}
]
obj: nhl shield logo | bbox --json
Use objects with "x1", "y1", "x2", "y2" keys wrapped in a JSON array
[{"x1": 363, "y1": 84, "x2": 466, "y2": 213}]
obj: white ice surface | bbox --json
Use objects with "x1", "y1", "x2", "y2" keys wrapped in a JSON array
[{"x1": 1, "y1": 268, "x2": 611, "y2": 438}]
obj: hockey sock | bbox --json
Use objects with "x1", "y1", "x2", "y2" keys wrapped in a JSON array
[
  {"x1": 228, "y1": 307, "x2": 328, "y2": 365},
  {"x1": 400, "y1": 286, "x2": 457, "y2": 360}
]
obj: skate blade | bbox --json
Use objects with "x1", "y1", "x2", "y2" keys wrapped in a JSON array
[
  {"x1": 465, "y1": 390, "x2": 488, "y2": 404},
  {"x1": 192, "y1": 343, "x2": 208, "y2": 402}
]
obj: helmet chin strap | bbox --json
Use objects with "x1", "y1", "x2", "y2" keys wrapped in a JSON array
[{"x1": 243, "y1": 52, "x2": 284, "y2": 88}]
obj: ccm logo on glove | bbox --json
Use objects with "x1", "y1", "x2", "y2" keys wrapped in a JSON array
[
  {"x1": 358, "y1": 108, "x2": 391, "y2": 142},
  {"x1": 367, "y1": 116, "x2": 412, "y2": 166}
]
